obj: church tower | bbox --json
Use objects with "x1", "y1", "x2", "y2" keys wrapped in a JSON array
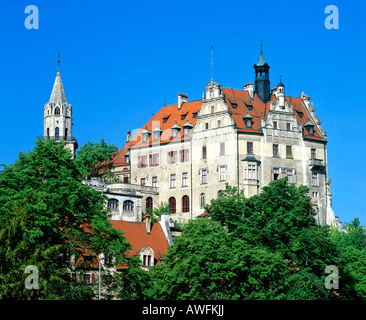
[
  {"x1": 254, "y1": 42, "x2": 270, "y2": 103},
  {"x1": 42, "y1": 59, "x2": 78, "y2": 157}
]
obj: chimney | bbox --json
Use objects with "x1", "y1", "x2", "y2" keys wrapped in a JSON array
[
  {"x1": 144, "y1": 213, "x2": 151, "y2": 234},
  {"x1": 177, "y1": 93, "x2": 188, "y2": 110},
  {"x1": 244, "y1": 82, "x2": 254, "y2": 99},
  {"x1": 126, "y1": 131, "x2": 132, "y2": 142}
]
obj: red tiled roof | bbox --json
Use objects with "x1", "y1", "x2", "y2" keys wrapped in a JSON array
[
  {"x1": 130, "y1": 100, "x2": 202, "y2": 149},
  {"x1": 110, "y1": 220, "x2": 169, "y2": 263}
]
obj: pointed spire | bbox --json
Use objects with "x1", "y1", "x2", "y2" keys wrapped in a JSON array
[
  {"x1": 255, "y1": 40, "x2": 269, "y2": 67},
  {"x1": 49, "y1": 54, "x2": 67, "y2": 104}
]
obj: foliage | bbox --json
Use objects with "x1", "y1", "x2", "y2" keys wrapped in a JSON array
[
  {"x1": 145, "y1": 202, "x2": 171, "y2": 223},
  {"x1": 75, "y1": 139, "x2": 119, "y2": 182},
  {"x1": 149, "y1": 179, "x2": 348, "y2": 300},
  {"x1": 0, "y1": 139, "x2": 130, "y2": 299}
]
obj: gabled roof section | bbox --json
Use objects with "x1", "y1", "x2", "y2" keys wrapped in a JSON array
[
  {"x1": 130, "y1": 100, "x2": 202, "y2": 149},
  {"x1": 223, "y1": 88, "x2": 266, "y2": 133},
  {"x1": 49, "y1": 66, "x2": 67, "y2": 104},
  {"x1": 110, "y1": 220, "x2": 169, "y2": 263}
]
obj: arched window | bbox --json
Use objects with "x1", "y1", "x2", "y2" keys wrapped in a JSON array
[
  {"x1": 46, "y1": 128, "x2": 50, "y2": 137},
  {"x1": 55, "y1": 127, "x2": 59, "y2": 138},
  {"x1": 182, "y1": 195, "x2": 189, "y2": 213},
  {"x1": 200, "y1": 193, "x2": 205, "y2": 208},
  {"x1": 55, "y1": 107, "x2": 60, "y2": 115},
  {"x1": 107, "y1": 198, "x2": 119, "y2": 210},
  {"x1": 65, "y1": 128, "x2": 68, "y2": 137},
  {"x1": 218, "y1": 190, "x2": 224, "y2": 199},
  {"x1": 146, "y1": 197, "x2": 153, "y2": 211},
  {"x1": 123, "y1": 200, "x2": 134, "y2": 211},
  {"x1": 169, "y1": 197, "x2": 176, "y2": 214}
]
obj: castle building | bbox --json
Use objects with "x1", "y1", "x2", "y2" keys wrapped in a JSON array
[
  {"x1": 108, "y1": 45, "x2": 341, "y2": 230},
  {"x1": 40, "y1": 60, "x2": 78, "y2": 157}
]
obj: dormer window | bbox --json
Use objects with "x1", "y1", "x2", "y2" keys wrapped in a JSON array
[
  {"x1": 124, "y1": 151, "x2": 130, "y2": 164},
  {"x1": 181, "y1": 112, "x2": 188, "y2": 120},
  {"x1": 243, "y1": 111, "x2": 253, "y2": 128},
  {"x1": 163, "y1": 116, "x2": 170, "y2": 123},
  {"x1": 304, "y1": 117, "x2": 315, "y2": 136},
  {"x1": 231, "y1": 103, "x2": 237, "y2": 109},
  {"x1": 171, "y1": 120, "x2": 182, "y2": 139},
  {"x1": 192, "y1": 113, "x2": 197, "y2": 118},
  {"x1": 153, "y1": 124, "x2": 163, "y2": 141},
  {"x1": 141, "y1": 125, "x2": 151, "y2": 142},
  {"x1": 182, "y1": 117, "x2": 194, "y2": 136}
]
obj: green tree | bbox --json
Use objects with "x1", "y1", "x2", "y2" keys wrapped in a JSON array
[
  {"x1": 75, "y1": 139, "x2": 119, "y2": 182},
  {"x1": 150, "y1": 179, "x2": 344, "y2": 300},
  {"x1": 0, "y1": 139, "x2": 131, "y2": 299}
]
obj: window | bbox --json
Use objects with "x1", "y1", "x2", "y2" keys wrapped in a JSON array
[
  {"x1": 286, "y1": 146, "x2": 293, "y2": 159},
  {"x1": 163, "y1": 116, "x2": 169, "y2": 123},
  {"x1": 287, "y1": 169, "x2": 295, "y2": 183},
  {"x1": 146, "y1": 197, "x2": 153, "y2": 211},
  {"x1": 245, "y1": 165, "x2": 256, "y2": 180},
  {"x1": 217, "y1": 120, "x2": 221, "y2": 128},
  {"x1": 170, "y1": 174, "x2": 176, "y2": 188},
  {"x1": 273, "y1": 144, "x2": 279, "y2": 157},
  {"x1": 219, "y1": 143, "x2": 225, "y2": 156},
  {"x1": 152, "y1": 176, "x2": 158, "y2": 188},
  {"x1": 219, "y1": 166, "x2": 226, "y2": 181},
  {"x1": 286, "y1": 123, "x2": 291, "y2": 131},
  {"x1": 182, "y1": 172, "x2": 188, "y2": 187},
  {"x1": 200, "y1": 193, "x2": 205, "y2": 208},
  {"x1": 172, "y1": 129, "x2": 179, "y2": 139},
  {"x1": 272, "y1": 168, "x2": 280, "y2": 181},
  {"x1": 201, "y1": 169, "x2": 208, "y2": 184},
  {"x1": 311, "y1": 148, "x2": 317, "y2": 159},
  {"x1": 231, "y1": 103, "x2": 237, "y2": 109},
  {"x1": 193, "y1": 112, "x2": 197, "y2": 118},
  {"x1": 169, "y1": 197, "x2": 176, "y2": 214},
  {"x1": 142, "y1": 133, "x2": 149, "y2": 142},
  {"x1": 140, "y1": 178, "x2": 146, "y2": 186},
  {"x1": 167, "y1": 151, "x2": 177, "y2": 164},
  {"x1": 150, "y1": 153, "x2": 159, "y2": 166},
  {"x1": 308, "y1": 127, "x2": 314, "y2": 135},
  {"x1": 273, "y1": 121, "x2": 278, "y2": 129},
  {"x1": 107, "y1": 198, "x2": 119, "y2": 210},
  {"x1": 65, "y1": 128, "x2": 68, "y2": 137},
  {"x1": 55, "y1": 127, "x2": 59, "y2": 138},
  {"x1": 153, "y1": 131, "x2": 160, "y2": 141},
  {"x1": 82, "y1": 274, "x2": 92, "y2": 285},
  {"x1": 247, "y1": 142, "x2": 253, "y2": 155},
  {"x1": 205, "y1": 123, "x2": 209, "y2": 130},
  {"x1": 182, "y1": 195, "x2": 189, "y2": 212},
  {"x1": 138, "y1": 155, "x2": 148, "y2": 168},
  {"x1": 217, "y1": 190, "x2": 224, "y2": 199},
  {"x1": 47, "y1": 128, "x2": 50, "y2": 137},
  {"x1": 123, "y1": 200, "x2": 134, "y2": 211},
  {"x1": 55, "y1": 107, "x2": 60, "y2": 115},
  {"x1": 211, "y1": 106, "x2": 215, "y2": 114},
  {"x1": 202, "y1": 146, "x2": 207, "y2": 160},
  {"x1": 245, "y1": 118, "x2": 252, "y2": 128},
  {"x1": 183, "y1": 127, "x2": 191, "y2": 136},
  {"x1": 143, "y1": 255, "x2": 152, "y2": 267},
  {"x1": 312, "y1": 192, "x2": 319, "y2": 199},
  {"x1": 181, "y1": 113, "x2": 188, "y2": 120},
  {"x1": 180, "y1": 149, "x2": 189, "y2": 162},
  {"x1": 312, "y1": 172, "x2": 318, "y2": 186}
]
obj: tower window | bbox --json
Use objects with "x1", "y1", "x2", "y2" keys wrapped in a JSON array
[
  {"x1": 55, "y1": 107, "x2": 60, "y2": 115},
  {"x1": 65, "y1": 128, "x2": 68, "y2": 137},
  {"x1": 47, "y1": 128, "x2": 50, "y2": 137},
  {"x1": 55, "y1": 127, "x2": 59, "y2": 138}
]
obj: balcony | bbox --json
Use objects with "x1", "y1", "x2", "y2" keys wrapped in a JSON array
[{"x1": 309, "y1": 158, "x2": 325, "y2": 168}]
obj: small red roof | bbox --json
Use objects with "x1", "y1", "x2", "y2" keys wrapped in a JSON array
[{"x1": 110, "y1": 220, "x2": 169, "y2": 263}]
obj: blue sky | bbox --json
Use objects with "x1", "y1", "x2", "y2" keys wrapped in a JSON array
[{"x1": 0, "y1": 0, "x2": 365, "y2": 226}]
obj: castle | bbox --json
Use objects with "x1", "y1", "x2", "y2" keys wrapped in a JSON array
[{"x1": 42, "y1": 45, "x2": 342, "y2": 231}]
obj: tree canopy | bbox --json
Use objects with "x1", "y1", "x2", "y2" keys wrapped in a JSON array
[{"x1": 0, "y1": 139, "x2": 130, "y2": 299}]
